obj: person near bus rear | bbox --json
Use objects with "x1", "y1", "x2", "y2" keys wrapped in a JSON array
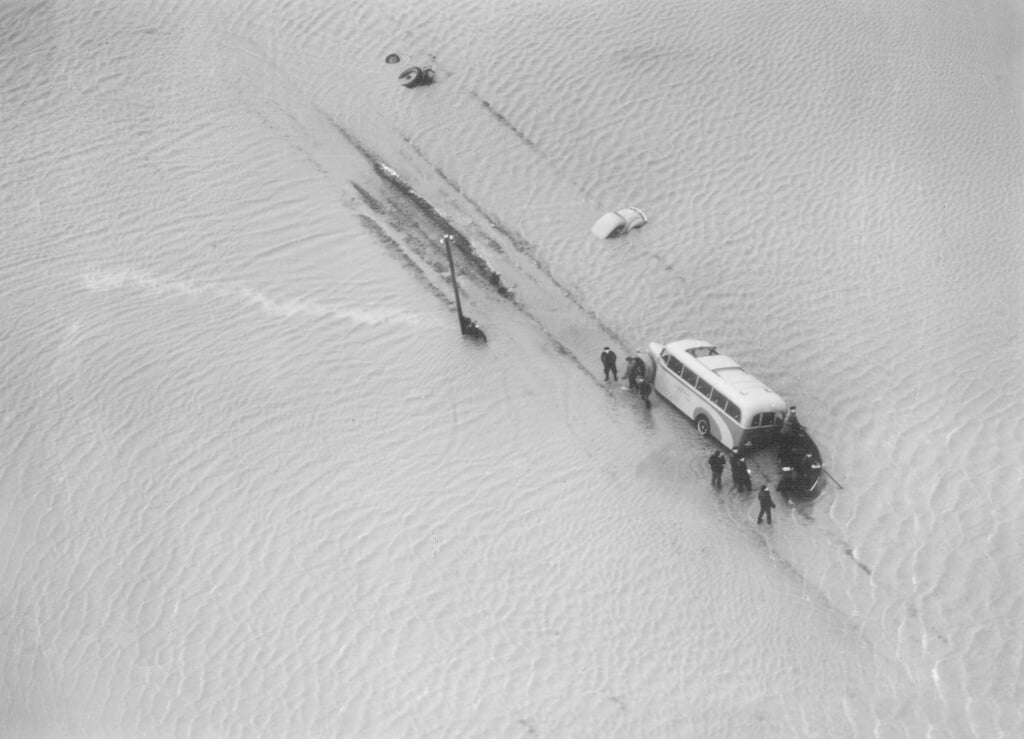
[
  {"x1": 708, "y1": 450, "x2": 725, "y2": 487},
  {"x1": 757, "y1": 484, "x2": 776, "y2": 524},
  {"x1": 636, "y1": 374, "x2": 652, "y2": 408},
  {"x1": 781, "y1": 405, "x2": 801, "y2": 436},
  {"x1": 600, "y1": 347, "x2": 618, "y2": 381}
]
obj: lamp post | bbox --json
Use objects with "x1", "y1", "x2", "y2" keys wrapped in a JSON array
[
  {"x1": 442, "y1": 234, "x2": 466, "y2": 333},
  {"x1": 441, "y1": 233, "x2": 486, "y2": 341}
]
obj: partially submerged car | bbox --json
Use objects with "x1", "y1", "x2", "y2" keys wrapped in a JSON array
[
  {"x1": 399, "y1": 66, "x2": 435, "y2": 88},
  {"x1": 591, "y1": 206, "x2": 648, "y2": 238}
]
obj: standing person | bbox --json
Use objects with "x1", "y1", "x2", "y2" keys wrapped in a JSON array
[
  {"x1": 636, "y1": 374, "x2": 652, "y2": 408},
  {"x1": 781, "y1": 405, "x2": 801, "y2": 436},
  {"x1": 757, "y1": 484, "x2": 776, "y2": 524},
  {"x1": 600, "y1": 347, "x2": 618, "y2": 381},
  {"x1": 741, "y1": 461, "x2": 753, "y2": 492},
  {"x1": 732, "y1": 448, "x2": 751, "y2": 492},
  {"x1": 633, "y1": 351, "x2": 647, "y2": 381},
  {"x1": 624, "y1": 355, "x2": 641, "y2": 389},
  {"x1": 708, "y1": 450, "x2": 725, "y2": 487}
]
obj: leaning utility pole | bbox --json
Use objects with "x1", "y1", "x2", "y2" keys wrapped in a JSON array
[
  {"x1": 442, "y1": 234, "x2": 465, "y2": 332},
  {"x1": 441, "y1": 233, "x2": 486, "y2": 341}
]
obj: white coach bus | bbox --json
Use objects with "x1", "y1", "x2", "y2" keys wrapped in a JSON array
[{"x1": 647, "y1": 338, "x2": 788, "y2": 449}]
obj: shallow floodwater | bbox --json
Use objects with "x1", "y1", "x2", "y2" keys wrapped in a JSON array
[{"x1": 1, "y1": 0, "x2": 1022, "y2": 737}]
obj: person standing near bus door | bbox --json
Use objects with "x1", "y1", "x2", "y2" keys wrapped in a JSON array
[
  {"x1": 600, "y1": 347, "x2": 618, "y2": 381},
  {"x1": 708, "y1": 450, "x2": 725, "y2": 487},
  {"x1": 757, "y1": 485, "x2": 776, "y2": 524}
]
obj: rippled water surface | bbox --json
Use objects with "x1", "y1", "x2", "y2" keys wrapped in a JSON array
[{"x1": 2, "y1": 1, "x2": 1022, "y2": 737}]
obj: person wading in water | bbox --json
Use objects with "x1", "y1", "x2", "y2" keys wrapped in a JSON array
[
  {"x1": 624, "y1": 351, "x2": 646, "y2": 390},
  {"x1": 636, "y1": 373, "x2": 652, "y2": 408},
  {"x1": 757, "y1": 485, "x2": 776, "y2": 525},
  {"x1": 708, "y1": 450, "x2": 725, "y2": 487},
  {"x1": 600, "y1": 347, "x2": 618, "y2": 381}
]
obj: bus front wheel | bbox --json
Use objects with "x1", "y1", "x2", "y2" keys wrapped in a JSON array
[{"x1": 695, "y1": 415, "x2": 711, "y2": 437}]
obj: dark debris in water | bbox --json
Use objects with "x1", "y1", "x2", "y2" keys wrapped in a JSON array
[{"x1": 371, "y1": 161, "x2": 514, "y2": 299}]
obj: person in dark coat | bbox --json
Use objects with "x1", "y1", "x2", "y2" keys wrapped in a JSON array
[
  {"x1": 625, "y1": 354, "x2": 645, "y2": 390},
  {"x1": 757, "y1": 484, "x2": 776, "y2": 524},
  {"x1": 634, "y1": 352, "x2": 646, "y2": 380},
  {"x1": 781, "y1": 405, "x2": 801, "y2": 436},
  {"x1": 731, "y1": 448, "x2": 752, "y2": 492},
  {"x1": 739, "y1": 458, "x2": 752, "y2": 492},
  {"x1": 729, "y1": 448, "x2": 741, "y2": 481},
  {"x1": 708, "y1": 450, "x2": 725, "y2": 487},
  {"x1": 600, "y1": 347, "x2": 618, "y2": 381},
  {"x1": 636, "y1": 374, "x2": 652, "y2": 408}
]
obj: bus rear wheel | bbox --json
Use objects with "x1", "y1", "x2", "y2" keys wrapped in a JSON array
[{"x1": 695, "y1": 415, "x2": 711, "y2": 437}]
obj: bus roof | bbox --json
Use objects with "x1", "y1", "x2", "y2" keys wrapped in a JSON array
[
  {"x1": 662, "y1": 339, "x2": 786, "y2": 408},
  {"x1": 665, "y1": 339, "x2": 717, "y2": 353}
]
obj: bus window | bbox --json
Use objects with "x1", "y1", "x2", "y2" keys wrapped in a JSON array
[
  {"x1": 681, "y1": 367, "x2": 697, "y2": 385},
  {"x1": 695, "y1": 377, "x2": 712, "y2": 396},
  {"x1": 710, "y1": 389, "x2": 729, "y2": 411},
  {"x1": 666, "y1": 355, "x2": 684, "y2": 375},
  {"x1": 724, "y1": 400, "x2": 741, "y2": 422}
]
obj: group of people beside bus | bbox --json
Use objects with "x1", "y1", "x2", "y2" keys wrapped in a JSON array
[
  {"x1": 600, "y1": 346, "x2": 652, "y2": 408},
  {"x1": 708, "y1": 448, "x2": 776, "y2": 523},
  {"x1": 600, "y1": 344, "x2": 782, "y2": 524}
]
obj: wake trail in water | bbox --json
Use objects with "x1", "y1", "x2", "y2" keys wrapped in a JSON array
[{"x1": 80, "y1": 267, "x2": 425, "y2": 327}]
